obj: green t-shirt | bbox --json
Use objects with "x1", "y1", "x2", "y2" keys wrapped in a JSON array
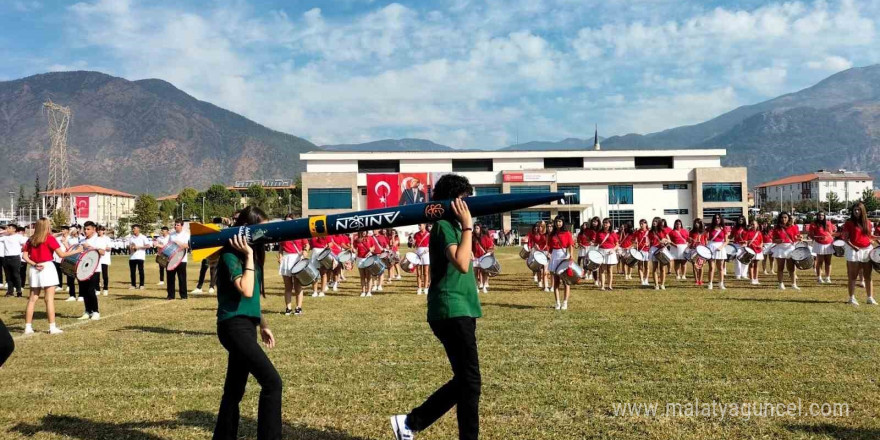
[
  {"x1": 427, "y1": 220, "x2": 482, "y2": 321},
  {"x1": 216, "y1": 251, "x2": 263, "y2": 322}
]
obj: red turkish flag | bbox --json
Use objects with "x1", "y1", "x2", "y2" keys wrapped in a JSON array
[
  {"x1": 366, "y1": 174, "x2": 400, "y2": 209},
  {"x1": 75, "y1": 196, "x2": 90, "y2": 218}
]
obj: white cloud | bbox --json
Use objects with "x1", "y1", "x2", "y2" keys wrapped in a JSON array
[
  {"x1": 13, "y1": 1, "x2": 42, "y2": 12},
  {"x1": 807, "y1": 55, "x2": 853, "y2": 71},
  {"x1": 605, "y1": 87, "x2": 740, "y2": 135}
]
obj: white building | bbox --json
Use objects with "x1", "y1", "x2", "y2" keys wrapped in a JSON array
[
  {"x1": 755, "y1": 170, "x2": 874, "y2": 208},
  {"x1": 41, "y1": 185, "x2": 136, "y2": 227},
  {"x1": 300, "y1": 149, "x2": 748, "y2": 232}
]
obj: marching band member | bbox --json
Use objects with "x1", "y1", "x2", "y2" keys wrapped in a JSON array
[
  {"x1": 618, "y1": 222, "x2": 634, "y2": 279},
  {"x1": 705, "y1": 214, "x2": 729, "y2": 290},
  {"x1": 413, "y1": 223, "x2": 431, "y2": 295},
  {"x1": 586, "y1": 217, "x2": 602, "y2": 285},
  {"x1": 740, "y1": 218, "x2": 764, "y2": 285},
  {"x1": 388, "y1": 229, "x2": 402, "y2": 281},
  {"x1": 128, "y1": 224, "x2": 151, "y2": 290},
  {"x1": 760, "y1": 223, "x2": 774, "y2": 275},
  {"x1": 842, "y1": 203, "x2": 877, "y2": 306},
  {"x1": 327, "y1": 234, "x2": 347, "y2": 292},
  {"x1": 576, "y1": 221, "x2": 592, "y2": 275},
  {"x1": 472, "y1": 224, "x2": 495, "y2": 294},
  {"x1": 732, "y1": 215, "x2": 748, "y2": 280},
  {"x1": 669, "y1": 220, "x2": 689, "y2": 281},
  {"x1": 689, "y1": 219, "x2": 707, "y2": 286},
  {"x1": 632, "y1": 219, "x2": 650, "y2": 286},
  {"x1": 278, "y1": 225, "x2": 309, "y2": 315},
  {"x1": 96, "y1": 225, "x2": 112, "y2": 296},
  {"x1": 77, "y1": 221, "x2": 104, "y2": 319},
  {"x1": 526, "y1": 223, "x2": 544, "y2": 287},
  {"x1": 596, "y1": 218, "x2": 619, "y2": 291},
  {"x1": 166, "y1": 220, "x2": 190, "y2": 300},
  {"x1": 22, "y1": 218, "x2": 83, "y2": 335},
  {"x1": 309, "y1": 234, "x2": 330, "y2": 297},
  {"x1": 64, "y1": 225, "x2": 81, "y2": 301},
  {"x1": 807, "y1": 212, "x2": 836, "y2": 284},
  {"x1": 154, "y1": 226, "x2": 170, "y2": 286},
  {"x1": 771, "y1": 212, "x2": 801, "y2": 290},
  {"x1": 354, "y1": 231, "x2": 377, "y2": 297},
  {"x1": 52, "y1": 226, "x2": 68, "y2": 293},
  {"x1": 371, "y1": 230, "x2": 389, "y2": 292},
  {"x1": 648, "y1": 217, "x2": 670, "y2": 290},
  {"x1": 2, "y1": 224, "x2": 27, "y2": 297},
  {"x1": 548, "y1": 216, "x2": 575, "y2": 310}
]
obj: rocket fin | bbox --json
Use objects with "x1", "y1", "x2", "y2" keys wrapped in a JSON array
[
  {"x1": 191, "y1": 246, "x2": 223, "y2": 262},
  {"x1": 190, "y1": 222, "x2": 221, "y2": 235}
]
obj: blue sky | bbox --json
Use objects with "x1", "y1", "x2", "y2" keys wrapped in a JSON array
[{"x1": 2, "y1": 0, "x2": 879, "y2": 147}]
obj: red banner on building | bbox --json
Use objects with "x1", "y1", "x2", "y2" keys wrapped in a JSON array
[
  {"x1": 75, "y1": 196, "x2": 90, "y2": 218},
  {"x1": 366, "y1": 174, "x2": 400, "y2": 209},
  {"x1": 398, "y1": 173, "x2": 428, "y2": 206}
]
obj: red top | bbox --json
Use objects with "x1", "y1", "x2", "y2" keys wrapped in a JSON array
[
  {"x1": 689, "y1": 230, "x2": 707, "y2": 247},
  {"x1": 875, "y1": 225, "x2": 880, "y2": 237},
  {"x1": 413, "y1": 231, "x2": 430, "y2": 248},
  {"x1": 772, "y1": 225, "x2": 801, "y2": 244},
  {"x1": 472, "y1": 235, "x2": 494, "y2": 258},
  {"x1": 23, "y1": 235, "x2": 59, "y2": 264},
  {"x1": 663, "y1": 226, "x2": 673, "y2": 236},
  {"x1": 648, "y1": 229, "x2": 667, "y2": 248},
  {"x1": 596, "y1": 231, "x2": 619, "y2": 249},
  {"x1": 632, "y1": 229, "x2": 650, "y2": 251},
  {"x1": 577, "y1": 230, "x2": 595, "y2": 247},
  {"x1": 762, "y1": 231, "x2": 773, "y2": 243},
  {"x1": 390, "y1": 236, "x2": 399, "y2": 252},
  {"x1": 280, "y1": 239, "x2": 307, "y2": 254},
  {"x1": 310, "y1": 237, "x2": 329, "y2": 248},
  {"x1": 354, "y1": 238, "x2": 372, "y2": 258},
  {"x1": 731, "y1": 227, "x2": 745, "y2": 243},
  {"x1": 807, "y1": 221, "x2": 836, "y2": 245},
  {"x1": 528, "y1": 232, "x2": 548, "y2": 251},
  {"x1": 620, "y1": 233, "x2": 634, "y2": 249},
  {"x1": 668, "y1": 228, "x2": 688, "y2": 245},
  {"x1": 740, "y1": 229, "x2": 764, "y2": 252},
  {"x1": 549, "y1": 231, "x2": 573, "y2": 250},
  {"x1": 842, "y1": 221, "x2": 874, "y2": 248},
  {"x1": 707, "y1": 226, "x2": 729, "y2": 243},
  {"x1": 327, "y1": 235, "x2": 349, "y2": 255}
]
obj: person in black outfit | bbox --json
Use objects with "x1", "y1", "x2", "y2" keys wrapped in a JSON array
[
  {"x1": 166, "y1": 220, "x2": 190, "y2": 300},
  {"x1": 213, "y1": 207, "x2": 281, "y2": 440},
  {"x1": 3, "y1": 224, "x2": 24, "y2": 297},
  {"x1": 0, "y1": 318, "x2": 13, "y2": 367},
  {"x1": 78, "y1": 222, "x2": 104, "y2": 320}
]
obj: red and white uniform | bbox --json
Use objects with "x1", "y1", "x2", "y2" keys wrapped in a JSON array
[
  {"x1": 689, "y1": 230, "x2": 707, "y2": 248},
  {"x1": 577, "y1": 229, "x2": 594, "y2": 257},
  {"x1": 527, "y1": 232, "x2": 548, "y2": 252},
  {"x1": 771, "y1": 225, "x2": 800, "y2": 259},
  {"x1": 706, "y1": 226, "x2": 729, "y2": 260},
  {"x1": 807, "y1": 221, "x2": 836, "y2": 255},
  {"x1": 473, "y1": 234, "x2": 494, "y2": 260},
  {"x1": 23, "y1": 235, "x2": 61, "y2": 288},
  {"x1": 740, "y1": 229, "x2": 764, "y2": 261},
  {"x1": 548, "y1": 231, "x2": 573, "y2": 272},
  {"x1": 413, "y1": 230, "x2": 430, "y2": 265},
  {"x1": 841, "y1": 221, "x2": 875, "y2": 262},
  {"x1": 354, "y1": 237, "x2": 372, "y2": 259},
  {"x1": 668, "y1": 228, "x2": 688, "y2": 260},
  {"x1": 631, "y1": 229, "x2": 650, "y2": 252}
]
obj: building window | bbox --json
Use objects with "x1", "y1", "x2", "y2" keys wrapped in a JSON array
[
  {"x1": 664, "y1": 209, "x2": 689, "y2": 215},
  {"x1": 557, "y1": 185, "x2": 580, "y2": 204},
  {"x1": 358, "y1": 160, "x2": 399, "y2": 173},
  {"x1": 609, "y1": 210, "x2": 634, "y2": 229},
  {"x1": 635, "y1": 156, "x2": 673, "y2": 169},
  {"x1": 360, "y1": 188, "x2": 367, "y2": 196},
  {"x1": 702, "y1": 207, "x2": 743, "y2": 222},
  {"x1": 511, "y1": 210, "x2": 551, "y2": 232},
  {"x1": 308, "y1": 188, "x2": 352, "y2": 209},
  {"x1": 559, "y1": 212, "x2": 581, "y2": 230},
  {"x1": 608, "y1": 185, "x2": 633, "y2": 204},
  {"x1": 544, "y1": 157, "x2": 584, "y2": 169},
  {"x1": 663, "y1": 183, "x2": 688, "y2": 190},
  {"x1": 510, "y1": 185, "x2": 551, "y2": 194},
  {"x1": 474, "y1": 187, "x2": 502, "y2": 229},
  {"x1": 452, "y1": 159, "x2": 493, "y2": 172},
  {"x1": 702, "y1": 183, "x2": 742, "y2": 202}
]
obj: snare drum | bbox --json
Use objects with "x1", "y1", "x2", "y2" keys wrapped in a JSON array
[
  {"x1": 156, "y1": 243, "x2": 186, "y2": 270},
  {"x1": 555, "y1": 260, "x2": 584, "y2": 286},
  {"x1": 526, "y1": 251, "x2": 549, "y2": 272},
  {"x1": 61, "y1": 250, "x2": 100, "y2": 281},
  {"x1": 622, "y1": 248, "x2": 645, "y2": 267},
  {"x1": 519, "y1": 245, "x2": 531, "y2": 260},
  {"x1": 725, "y1": 244, "x2": 740, "y2": 262},
  {"x1": 400, "y1": 252, "x2": 420, "y2": 273},
  {"x1": 314, "y1": 248, "x2": 337, "y2": 270},
  {"x1": 584, "y1": 250, "x2": 604, "y2": 271},
  {"x1": 291, "y1": 260, "x2": 320, "y2": 286},
  {"x1": 691, "y1": 245, "x2": 712, "y2": 268},
  {"x1": 337, "y1": 250, "x2": 354, "y2": 264},
  {"x1": 653, "y1": 247, "x2": 673, "y2": 265},
  {"x1": 832, "y1": 240, "x2": 846, "y2": 258},
  {"x1": 870, "y1": 248, "x2": 880, "y2": 273},
  {"x1": 791, "y1": 246, "x2": 815, "y2": 270},
  {"x1": 477, "y1": 254, "x2": 501, "y2": 277},
  {"x1": 736, "y1": 247, "x2": 757, "y2": 265},
  {"x1": 358, "y1": 255, "x2": 386, "y2": 277}
]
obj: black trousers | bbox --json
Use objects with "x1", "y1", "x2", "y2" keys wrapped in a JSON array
[
  {"x1": 19, "y1": 264, "x2": 27, "y2": 291},
  {"x1": 99, "y1": 264, "x2": 110, "y2": 291},
  {"x1": 0, "y1": 318, "x2": 13, "y2": 367},
  {"x1": 167, "y1": 262, "x2": 187, "y2": 299},
  {"x1": 78, "y1": 276, "x2": 99, "y2": 314},
  {"x1": 407, "y1": 317, "x2": 481, "y2": 440},
  {"x1": 129, "y1": 260, "x2": 145, "y2": 287},
  {"x1": 3, "y1": 256, "x2": 22, "y2": 295},
  {"x1": 214, "y1": 316, "x2": 282, "y2": 440},
  {"x1": 159, "y1": 265, "x2": 165, "y2": 282},
  {"x1": 66, "y1": 273, "x2": 77, "y2": 298},
  {"x1": 54, "y1": 262, "x2": 63, "y2": 287},
  {"x1": 197, "y1": 259, "x2": 217, "y2": 289}
]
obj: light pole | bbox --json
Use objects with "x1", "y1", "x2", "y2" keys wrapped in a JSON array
[
  {"x1": 201, "y1": 196, "x2": 206, "y2": 222},
  {"x1": 288, "y1": 193, "x2": 291, "y2": 215},
  {"x1": 8, "y1": 191, "x2": 14, "y2": 221},
  {"x1": 180, "y1": 202, "x2": 185, "y2": 221}
]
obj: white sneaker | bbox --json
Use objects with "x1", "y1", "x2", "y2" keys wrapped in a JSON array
[
  {"x1": 660, "y1": 285, "x2": 666, "y2": 290},
  {"x1": 102, "y1": 290, "x2": 108, "y2": 296},
  {"x1": 191, "y1": 288, "x2": 203, "y2": 294},
  {"x1": 65, "y1": 296, "x2": 76, "y2": 302},
  {"x1": 751, "y1": 279, "x2": 759, "y2": 285},
  {"x1": 554, "y1": 302, "x2": 561, "y2": 310},
  {"x1": 533, "y1": 275, "x2": 538, "y2": 283},
  {"x1": 860, "y1": 281, "x2": 866, "y2": 288},
  {"x1": 208, "y1": 287, "x2": 215, "y2": 294},
  {"x1": 129, "y1": 286, "x2": 136, "y2": 290},
  {"x1": 791, "y1": 284, "x2": 800, "y2": 291},
  {"x1": 682, "y1": 275, "x2": 687, "y2": 280},
  {"x1": 825, "y1": 277, "x2": 832, "y2": 284},
  {"x1": 77, "y1": 313, "x2": 91, "y2": 320},
  {"x1": 332, "y1": 284, "x2": 338, "y2": 292},
  {"x1": 311, "y1": 292, "x2": 319, "y2": 297},
  {"x1": 318, "y1": 292, "x2": 326, "y2": 297},
  {"x1": 561, "y1": 301, "x2": 568, "y2": 310},
  {"x1": 378, "y1": 285, "x2": 384, "y2": 291},
  {"x1": 416, "y1": 288, "x2": 422, "y2": 295},
  {"x1": 390, "y1": 415, "x2": 414, "y2": 440},
  {"x1": 708, "y1": 282, "x2": 713, "y2": 290},
  {"x1": 817, "y1": 277, "x2": 824, "y2": 284},
  {"x1": 396, "y1": 275, "x2": 402, "y2": 280},
  {"x1": 544, "y1": 287, "x2": 551, "y2": 292},
  {"x1": 49, "y1": 326, "x2": 63, "y2": 335},
  {"x1": 868, "y1": 297, "x2": 878, "y2": 305},
  {"x1": 366, "y1": 292, "x2": 372, "y2": 297},
  {"x1": 24, "y1": 326, "x2": 34, "y2": 335},
  {"x1": 654, "y1": 284, "x2": 660, "y2": 290},
  {"x1": 90, "y1": 313, "x2": 100, "y2": 320},
  {"x1": 157, "y1": 281, "x2": 165, "y2": 286},
  {"x1": 779, "y1": 283, "x2": 786, "y2": 290},
  {"x1": 719, "y1": 283, "x2": 726, "y2": 290},
  {"x1": 139, "y1": 286, "x2": 145, "y2": 290},
  {"x1": 360, "y1": 292, "x2": 366, "y2": 297},
  {"x1": 77, "y1": 297, "x2": 84, "y2": 302},
  {"x1": 482, "y1": 286, "x2": 488, "y2": 293},
  {"x1": 848, "y1": 297, "x2": 859, "y2": 306}
]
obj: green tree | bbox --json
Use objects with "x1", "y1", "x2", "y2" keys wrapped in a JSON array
[
  {"x1": 159, "y1": 199, "x2": 178, "y2": 225},
  {"x1": 860, "y1": 188, "x2": 879, "y2": 212},
  {"x1": 825, "y1": 192, "x2": 845, "y2": 212},
  {"x1": 17, "y1": 184, "x2": 27, "y2": 215},
  {"x1": 115, "y1": 216, "x2": 131, "y2": 238},
  {"x1": 244, "y1": 184, "x2": 269, "y2": 209},
  {"x1": 132, "y1": 194, "x2": 160, "y2": 233},
  {"x1": 203, "y1": 184, "x2": 238, "y2": 218},
  {"x1": 33, "y1": 173, "x2": 41, "y2": 207},
  {"x1": 51, "y1": 208, "x2": 69, "y2": 230},
  {"x1": 176, "y1": 188, "x2": 200, "y2": 221}
]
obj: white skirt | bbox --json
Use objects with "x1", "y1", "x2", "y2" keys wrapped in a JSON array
[
  {"x1": 416, "y1": 247, "x2": 430, "y2": 265},
  {"x1": 578, "y1": 247, "x2": 589, "y2": 258},
  {"x1": 279, "y1": 254, "x2": 301, "y2": 277},
  {"x1": 773, "y1": 243, "x2": 795, "y2": 259},
  {"x1": 845, "y1": 246, "x2": 871, "y2": 263},
  {"x1": 549, "y1": 249, "x2": 569, "y2": 273},
  {"x1": 751, "y1": 250, "x2": 764, "y2": 261},
  {"x1": 708, "y1": 241, "x2": 727, "y2": 260},
  {"x1": 668, "y1": 244, "x2": 687, "y2": 260},
  {"x1": 600, "y1": 248, "x2": 618, "y2": 265},
  {"x1": 812, "y1": 242, "x2": 834, "y2": 256},
  {"x1": 29, "y1": 265, "x2": 60, "y2": 288},
  {"x1": 309, "y1": 247, "x2": 325, "y2": 263}
]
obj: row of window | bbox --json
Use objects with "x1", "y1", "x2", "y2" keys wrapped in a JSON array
[
  {"x1": 356, "y1": 156, "x2": 676, "y2": 173},
  {"x1": 310, "y1": 182, "x2": 742, "y2": 209}
]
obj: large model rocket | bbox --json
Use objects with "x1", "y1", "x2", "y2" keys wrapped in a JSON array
[{"x1": 189, "y1": 192, "x2": 565, "y2": 262}]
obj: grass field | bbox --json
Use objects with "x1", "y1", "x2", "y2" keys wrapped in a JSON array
[{"x1": 1, "y1": 247, "x2": 879, "y2": 440}]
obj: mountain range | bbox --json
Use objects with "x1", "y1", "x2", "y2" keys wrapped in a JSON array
[{"x1": 0, "y1": 71, "x2": 315, "y2": 194}]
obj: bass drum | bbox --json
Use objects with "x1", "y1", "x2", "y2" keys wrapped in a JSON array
[
  {"x1": 358, "y1": 255, "x2": 387, "y2": 277},
  {"x1": 555, "y1": 260, "x2": 585, "y2": 286},
  {"x1": 292, "y1": 260, "x2": 319, "y2": 286},
  {"x1": 584, "y1": 250, "x2": 604, "y2": 272},
  {"x1": 61, "y1": 250, "x2": 101, "y2": 281},
  {"x1": 477, "y1": 254, "x2": 501, "y2": 277},
  {"x1": 526, "y1": 251, "x2": 549, "y2": 272},
  {"x1": 790, "y1": 246, "x2": 815, "y2": 270},
  {"x1": 519, "y1": 245, "x2": 531, "y2": 260},
  {"x1": 622, "y1": 248, "x2": 644, "y2": 268},
  {"x1": 400, "y1": 252, "x2": 420, "y2": 273},
  {"x1": 156, "y1": 243, "x2": 187, "y2": 271}
]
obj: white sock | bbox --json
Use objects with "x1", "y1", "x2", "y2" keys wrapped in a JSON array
[
  {"x1": 25, "y1": 323, "x2": 33, "y2": 330},
  {"x1": 49, "y1": 323, "x2": 58, "y2": 330}
]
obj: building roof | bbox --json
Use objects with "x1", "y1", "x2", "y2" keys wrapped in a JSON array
[
  {"x1": 41, "y1": 185, "x2": 135, "y2": 198},
  {"x1": 301, "y1": 148, "x2": 727, "y2": 161},
  {"x1": 756, "y1": 171, "x2": 873, "y2": 188}
]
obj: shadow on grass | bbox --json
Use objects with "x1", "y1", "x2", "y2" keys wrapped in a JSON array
[
  {"x1": 482, "y1": 302, "x2": 541, "y2": 310},
  {"x1": 10, "y1": 410, "x2": 371, "y2": 440},
  {"x1": 9, "y1": 311, "x2": 83, "y2": 321},
  {"x1": 111, "y1": 294, "x2": 165, "y2": 301},
  {"x1": 712, "y1": 297, "x2": 840, "y2": 304},
  {"x1": 787, "y1": 423, "x2": 880, "y2": 440},
  {"x1": 115, "y1": 326, "x2": 215, "y2": 337}
]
